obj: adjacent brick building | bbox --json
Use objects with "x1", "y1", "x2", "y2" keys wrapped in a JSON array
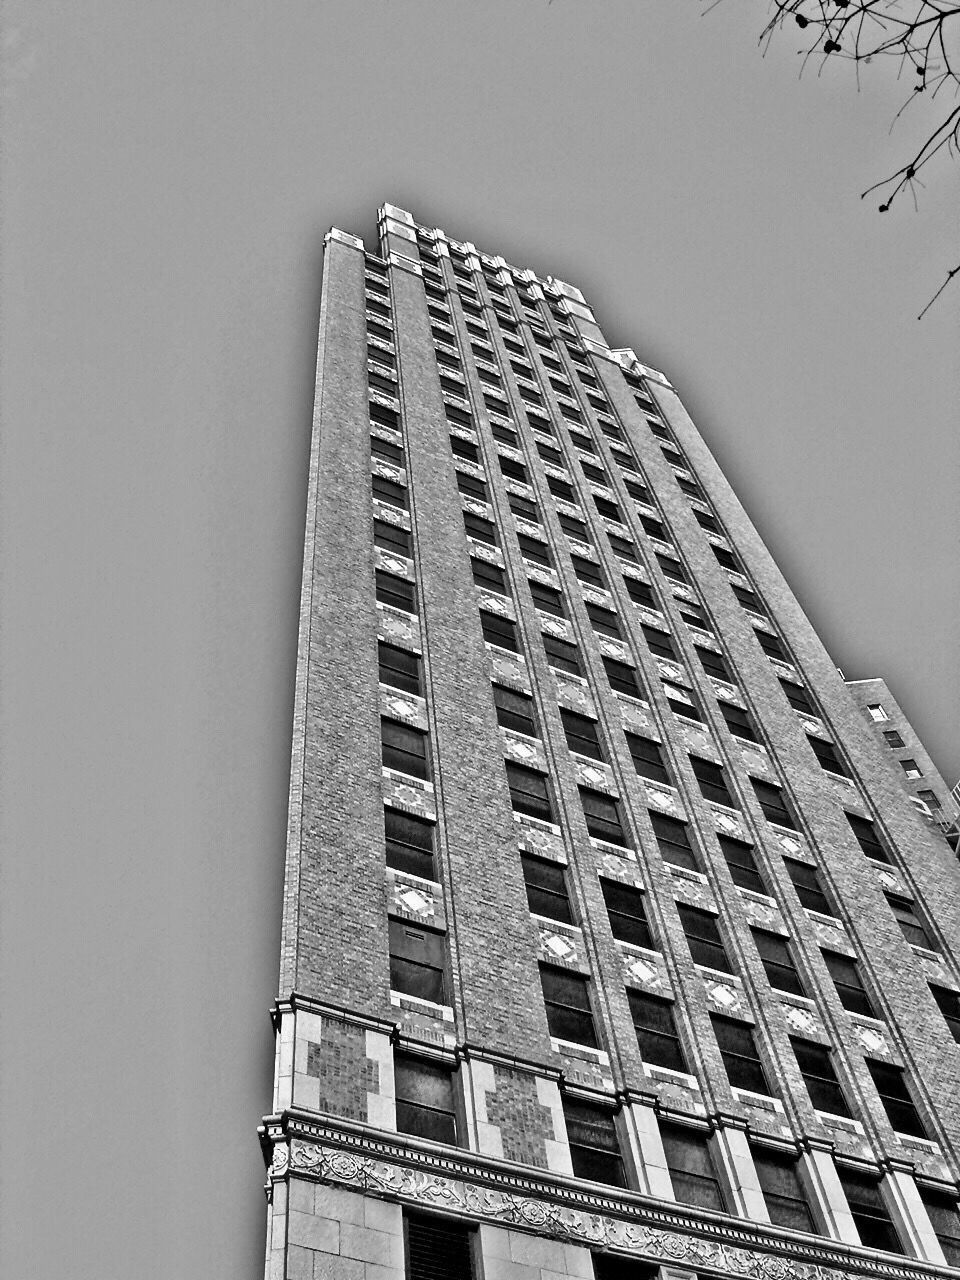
[{"x1": 260, "y1": 205, "x2": 960, "y2": 1280}]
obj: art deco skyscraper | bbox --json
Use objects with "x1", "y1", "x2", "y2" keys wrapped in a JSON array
[{"x1": 260, "y1": 205, "x2": 960, "y2": 1280}]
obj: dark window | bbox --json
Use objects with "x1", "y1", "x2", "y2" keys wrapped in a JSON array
[
  {"x1": 647, "y1": 417, "x2": 671, "y2": 441},
  {"x1": 656, "y1": 553, "x2": 687, "y2": 584},
  {"x1": 367, "y1": 324, "x2": 393, "y2": 347},
  {"x1": 571, "y1": 555, "x2": 605, "y2": 588},
  {"x1": 930, "y1": 984, "x2": 960, "y2": 1043},
  {"x1": 695, "y1": 509, "x2": 721, "y2": 534},
  {"x1": 530, "y1": 580, "x2": 565, "y2": 617},
  {"x1": 394, "y1": 1056, "x2": 457, "y2": 1144},
  {"x1": 900, "y1": 757, "x2": 923, "y2": 777},
  {"x1": 527, "y1": 411, "x2": 552, "y2": 436},
  {"x1": 612, "y1": 448, "x2": 638, "y2": 473},
  {"x1": 720, "y1": 701, "x2": 758, "y2": 743},
  {"x1": 499, "y1": 455, "x2": 528, "y2": 484},
  {"x1": 866, "y1": 1060, "x2": 928, "y2": 1138},
  {"x1": 374, "y1": 518, "x2": 411, "y2": 557},
  {"x1": 517, "y1": 534, "x2": 550, "y2": 566},
  {"x1": 679, "y1": 601, "x2": 713, "y2": 632},
  {"x1": 846, "y1": 813, "x2": 889, "y2": 863},
  {"x1": 563, "y1": 1099, "x2": 625, "y2": 1187},
  {"x1": 696, "y1": 645, "x2": 731, "y2": 682},
  {"x1": 790, "y1": 1038, "x2": 852, "y2": 1118},
  {"x1": 450, "y1": 435, "x2": 479, "y2": 463},
  {"x1": 384, "y1": 808, "x2": 435, "y2": 879},
  {"x1": 491, "y1": 420, "x2": 519, "y2": 447},
  {"x1": 586, "y1": 602, "x2": 621, "y2": 639},
  {"x1": 376, "y1": 570, "x2": 417, "y2": 613},
  {"x1": 372, "y1": 475, "x2": 408, "y2": 510},
  {"x1": 823, "y1": 950, "x2": 876, "y2": 1018},
  {"x1": 753, "y1": 929, "x2": 806, "y2": 996},
  {"x1": 624, "y1": 576, "x2": 658, "y2": 609},
  {"x1": 559, "y1": 512, "x2": 590, "y2": 543},
  {"x1": 712, "y1": 545, "x2": 742, "y2": 573},
  {"x1": 677, "y1": 475, "x2": 705, "y2": 500},
  {"x1": 678, "y1": 904, "x2": 731, "y2": 972},
  {"x1": 483, "y1": 394, "x2": 510, "y2": 418},
  {"x1": 836, "y1": 1166, "x2": 903, "y2": 1253},
  {"x1": 919, "y1": 1188, "x2": 960, "y2": 1267},
  {"x1": 378, "y1": 642, "x2": 421, "y2": 695},
  {"x1": 624, "y1": 477, "x2": 652, "y2": 504},
  {"x1": 382, "y1": 719, "x2": 430, "y2": 780},
  {"x1": 602, "y1": 880, "x2": 656, "y2": 949},
  {"x1": 886, "y1": 893, "x2": 935, "y2": 950},
  {"x1": 568, "y1": 429, "x2": 595, "y2": 454},
  {"x1": 661, "y1": 445, "x2": 686, "y2": 468},
  {"x1": 594, "y1": 495, "x2": 622, "y2": 523},
  {"x1": 690, "y1": 756, "x2": 737, "y2": 808},
  {"x1": 457, "y1": 470, "x2": 488, "y2": 501},
  {"x1": 581, "y1": 461, "x2": 609, "y2": 487},
  {"x1": 544, "y1": 635, "x2": 582, "y2": 676},
  {"x1": 719, "y1": 836, "x2": 766, "y2": 895},
  {"x1": 561, "y1": 709, "x2": 604, "y2": 761},
  {"x1": 660, "y1": 1124, "x2": 727, "y2": 1211},
  {"x1": 751, "y1": 778, "x2": 796, "y2": 829},
  {"x1": 444, "y1": 402, "x2": 472, "y2": 428},
  {"x1": 628, "y1": 991, "x2": 686, "y2": 1071},
  {"x1": 625, "y1": 733, "x2": 670, "y2": 785},
  {"x1": 808, "y1": 735, "x2": 847, "y2": 777},
  {"x1": 603, "y1": 655, "x2": 642, "y2": 698},
  {"x1": 600, "y1": 421, "x2": 624, "y2": 442},
  {"x1": 652, "y1": 812, "x2": 699, "y2": 872},
  {"x1": 733, "y1": 583, "x2": 767, "y2": 616},
  {"x1": 755, "y1": 629, "x2": 788, "y2": 661},
  {"x1": 371, "y1": 434, "x2": 404, "y2": 465},
  {"x1": 580, "y1": 787, "x2": 628, "y2": 846},
  {"x1": 780, "y1": 679, "x2": 815, "y2": 715},
  {"x1": 642, "y1": 624, "x2": 676, "y2": 660},
  {"x1": 439, "y1": 375, "x2": 466, "y2": 398},
  {"x1": 537, "y1": 441, "x2": 565, "y2": 467},
  {"x1": 370, "y1": 402, "x2": 400, "y2": 431},
  {"x1": 785, "y1": 858, "x2": 835, "y2": 916},
  {"x1": 711, "y1": 1015, "x2": 771, "y2": 1095},
  {"x1": 607, "y1": 533, "x2": 637, "y2": 561},
  {"x1": 883, "y1": 729, "x2": 906, "y2": 749},
  {"x1": 548, "y1": 475, "x2": 577, "y2": 503},
  {"x1": 463, "y1": 511, "x2": 497, "y2": 546},
  {"x1": 389, "y1": 919, "x2": 446, "y2": 1004},
  {"x1": 663, "y1": 680, "x2": 702, "y2": 721},
  {"x1": 521, "y1": 853, "x2": 573, "y2": 923},
  {"x1": 540, "y1": 965, "x2": 597, "y2": 1047},
  {"x1": 640, "y1": 514, "x2": 668, "y2": 542},
  {"x1": 480, "y1": 611, "x2": 518, "y2": 653},
  {"x1": 471, "y1": 557, "x2": 508, "y2": 595},
  {"x1": 559, "y1": 403, "x2": 583, "y2": 424},
  {"x1": 752, "y1": 1148, "x2": 816, "y2": 1233},
  {"x1": 493, "y1": 685, "x2": 537, "y2": 737},
  {"x1": 506, "y1": 762, "x2": 553, "y2": 822},
  {"x1": 366, "y1": 297, "x2": 391, "y2": 320}
]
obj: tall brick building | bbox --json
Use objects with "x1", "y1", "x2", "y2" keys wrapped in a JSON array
[{"x1": 260, "y1": 205, "x2": 960, "y2": 1280}]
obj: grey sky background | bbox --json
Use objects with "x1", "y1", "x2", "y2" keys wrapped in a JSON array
[{"x1": 1, "y1": 3, "x2": 957, "y2": 1277}]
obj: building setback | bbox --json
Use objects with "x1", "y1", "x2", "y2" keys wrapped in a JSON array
[{"x1": 260, "y1": 204, "x2": 960, "y2": 1280}]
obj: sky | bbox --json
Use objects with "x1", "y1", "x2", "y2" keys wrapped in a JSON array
[{"x1": 1, "y1": 3, "x2": 957, "y2": 1277}]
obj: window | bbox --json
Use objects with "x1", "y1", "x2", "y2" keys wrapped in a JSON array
[
  {"x1": 900, "y1": 758, "x2": 923, "y2": 779},
  {"x1": 607, "y1": 533, "x2": 637, "y2": 562},
  {"x1": 656, "y1": 553, "x2": 687, "y2": 584},
  {"x1": 499, "y1": 455, "x2": 528, "y2": 485},
  {"x1": 593, "y1": 495, "x2": 622, "y2": 524},
  {"x1": 378, "y1": 642, "x2": 422, "y2": 695},
  {"x1": 625, "y1": 733, "x2": 670, "y2": 785},
  {"x1": 752, "y1": 1148, "x2": 816, "y2": 1233},
  {"x1": 517, "y1": 534, "x2": 550, "y2": 566},
  {"x1": 394, "y1": 1055, "x2": 457, "y2": 1144},
  {"x1": 808, "y1": 735, "x2": 847, "y2": 777},
  {"x1": 371, "y1": 433, "x2": 404, "y2": 466},
  {"x1": 846, "y1": 812, "x2": 890, "y2": 863},
  {"x1": 886, "y1": 893, "x2": 935, "y2": 950},
  {"x1": 561, "y1": 709, "x2": 604, "y2": 761},
  {"x1": 677, "y1": 475, "x2": 705, "y2": 500},
  {"x1": 629, "y1": 991, "x2": 687, "y2": 1072},
  {"x1": 712, "y1": 545, "x2": 742, "y2": 573},
  {"x1": 580, "y1": 787, "x2": 628, "y2": 846},
  {"x1": 372, "y1": 475, "x2": 408, "y2": 510},
  {"x1": 641, "y1": 624, "x2": 676, "y2": 660},
  {"x1": 733, "y1": 583, "x2": 767, "y2": 616},
  {"x1": 719, "y1": 836, "x2": 766, "y2": 895},
  {"x1": 450, "y1": 435, "x2": 479, "y2": 464},
  {"x1": 603, "y1": 655, "x2": 642, "y2": 698},
  {"x1": 611, "y1": 448, "x2": 638, "y2": 473},
  {"x1": 571, "y1": 554, "x2": 605, "y2": 588},
  {"x1": 505, "y1": 761, "x2": 553, "y2": 822},
  {"x1": 661, "y1": 1124, "x2": 727, "y2": 1211},
  {"x1": 559, "y1": 512, "x2": 590, "y2": 543},
  {"x1": 527, "y1": 411, "x2": 552, "y2": 436},
  {"x1": 370, "y1": 403, "x2": 400, "y2": 432},
  {"x1": 623, "y1": 477, "x2": 652, "y2": 504},
  {"x1": 919, "y1": 1188, "x2": 960, "y2": 1267},
  {"x1": 471, "y1": 557, "x2": 508, "y2": 595},
  {"x1": 720, "y1": 701, "x2": 758, "y2": 743},
  {"x1": 661, "y1": 445, "x2": 686, "y2": 468},
  {"x1": 780, "y1": 678, "x2": 815, "y2": 715},
  {"x1": 836, "y1": 1166, "x2": 902, "y2": 1253},
  {"x1": 540, "y1": 965, "x2": 597, "y2": 1046},
  {"x1": 382, "y1": 719, "x2": 430, "y2": 780},
  {"x1": 456, "y1": 470, "x2": 488, "y2": 501},
  {"x1": 679, "y1": 601, "x2": 712, "y2": 632},
  {"x1": 377, "y1": 570, "x2": 417, "y2": 613},
  {"x1": 602, "y1": 880, "x2": 656, "y2": 949},
  {"x1": 374, "y1": 518, "x2": 411, "y2": 557},
  {"x1": 492, "y1": 684, "x2": 537, "y2": 737},
  {"x1": 491, "y1": 420, "x2": 519, "y2": 447},
  {"x1": 652, "y1": 812, "x2": 699, "y2": 872},
  {"x1": 563, "y1": 1099, "x2": 625, "y2": 1186},
  {"x1": 883, "y1": 729, "x2": 905, "y2": 748},
  {"x1": 663, "y1": 680, "x2": 702, "y2": 721},
  {"x1": 548, "y1": 475, "x2": 577, "y2": 503},
  {"x1": 790, "y1": 1038, "x2": 852, "y2": 1117},
  {"x1": 690, "y1": 756, "x2": 737, "y2": 808},
  {"x1": 867, "y1": 703, "x2": 888, "y2": 722},
  {"x1": 678, "y1": 904, "x2": 731, "y2": 972},
  {"x1": 751, "y1": 778, "x2": 796, "y2": 829},
  {"x1": 389, "y1": 919, "x2": 446, "y2": 1003},
  {"x1": 444, "y1": 402, "x2": 472, "y2": 429},
  {"x1": 696, "y1": 645, "x2": 731, "y2": 682},
  {"x1": 537, "y1": 441, "x2": 565, "y2": 467},
  {"x1": 530, "y1": 580, "x2": 565, "y2": 617},
  {"x1": 930, "y1": 984, "x2": 960, "y2": 1043},
  {"x1": 784, "y1": 858, "x2": 835, "y2": 916},
  {"x1": 822, "y1": 950, "x2": 876, "y2": 1017},
  {"x1": 463, "y1": 511, "x2": 497, "y2": 546},
  {"x1": 753, "y1": 929, "x2": 806, "y2": 996},
  {"x1": 384, "y1": 808, "x2": 435, "y2": 878},
  {"x1": 694, "y1": 509, "x2": 721, "y2": 534},
  {"x1": 586, "y1": 602, "x2": 621, "y2": 639},
  {"x1": 711, "y1": 1015, "x2": 771, "y2": 1095},
  {"x1": 521, "y1": 853, "x2": 573, "y2": 923},
  {"x1": 640, "y1": 514, "x2": 668, "y2": 542},
  {"x1": 544, "y1": 634, "x2": 582, "y2": 676},
  {"x1": 480, "y1": 611, "x2": 518, "y2": 653},
  {"x1": 568, "y1": 429, "x2": 595, "y2": 454},
  {"x1": 624, "y1": 576, "x2": 658, "y2": 609},
  {"x1": 647, "y1": 417, "x2": 671, "y2": 441},
  {"x1": 581, "y1": 460, "x2": 609, "y2": 488}
]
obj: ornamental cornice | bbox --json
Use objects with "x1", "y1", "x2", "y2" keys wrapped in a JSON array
[{"x1": 260, "y1": 1114, "x2": 957, "y2": 1280}]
